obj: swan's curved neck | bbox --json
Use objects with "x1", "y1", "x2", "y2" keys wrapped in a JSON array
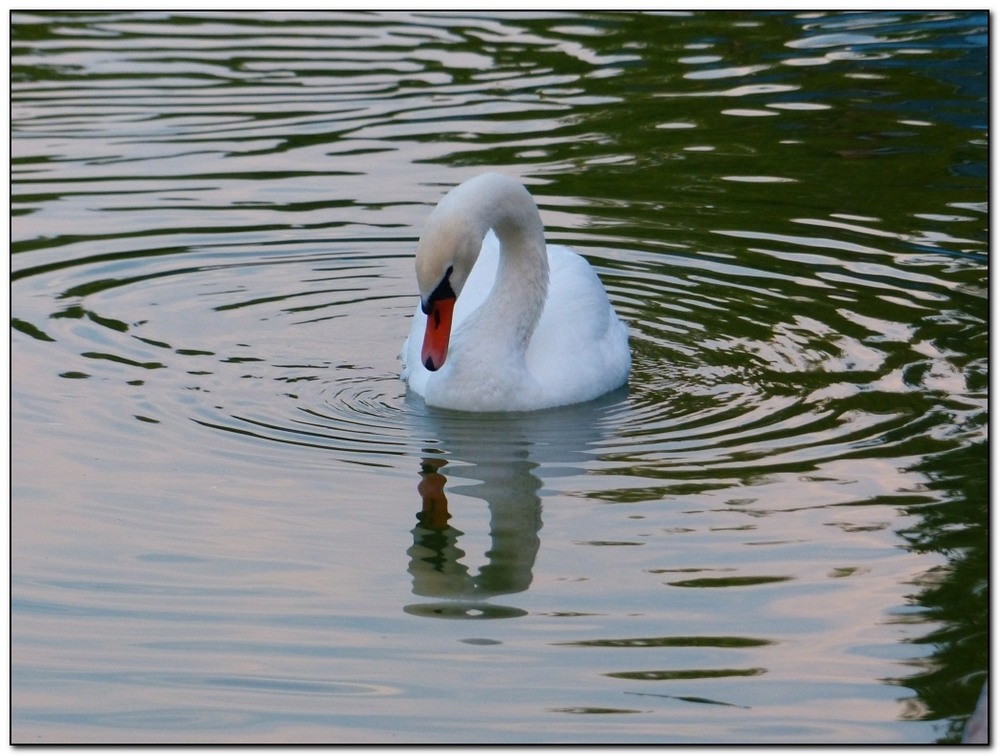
[{"x1": 464, "y1": 176, "x2": 550, "y2": 354}]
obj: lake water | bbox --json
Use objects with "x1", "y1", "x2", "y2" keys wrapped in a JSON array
[{"x1": 11, "y1": 10, "x2": 988, "y2": 744}]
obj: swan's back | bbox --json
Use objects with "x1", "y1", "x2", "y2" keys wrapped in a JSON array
[{"x1": 526, "y1": 245, "x2": 631, "y2": 406}]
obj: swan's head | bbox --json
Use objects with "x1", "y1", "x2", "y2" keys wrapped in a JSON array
[
  {"x1": 413, "y1": 173, "x2": 543, "y2": 373},
  {"x1": 414, "y1": 202, "x2": 484, "y2": 372}
]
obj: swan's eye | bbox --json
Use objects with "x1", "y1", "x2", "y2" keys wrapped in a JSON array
[{"x1": 421, "y1": 265, "x2": 456, "y2": 314}]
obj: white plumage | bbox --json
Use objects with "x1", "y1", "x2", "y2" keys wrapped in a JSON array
[{"x1": 401, "y1": 173, "x2": 630, "y2": 412}]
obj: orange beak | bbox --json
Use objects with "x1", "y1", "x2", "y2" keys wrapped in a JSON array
[{"x1": 421, "y1": 296, "x2": 456, "y2": 372}]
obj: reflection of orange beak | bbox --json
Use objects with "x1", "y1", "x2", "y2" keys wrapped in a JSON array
[
  {"x1": 421, "y1": 296, "x2": 455, "y2": 372},
  {"x1": 418, "y1": 458, "x2": 449, "y2": 528}
]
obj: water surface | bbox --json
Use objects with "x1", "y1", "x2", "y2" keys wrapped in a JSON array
[{"x1": 12, "y1": 10, "x2": 988, "y2": 744}]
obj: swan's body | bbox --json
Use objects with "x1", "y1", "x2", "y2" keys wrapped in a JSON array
[{"x1": 401, "y1": 173, "x2": 630, "y2": 412}]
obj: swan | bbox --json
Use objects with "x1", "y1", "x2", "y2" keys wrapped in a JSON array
[{"x1": 401, "y1": 173, "x2": 630, "y2": 412}]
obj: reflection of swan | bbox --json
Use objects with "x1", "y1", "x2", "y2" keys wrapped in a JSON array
[
  {"x1": 408, "y1": 456, "x2": 541, "y2": 599},
  {"x1": 401, "y1": 173, "x2": 630, "y2": 412},
  {"x1": 403, "y1": 393, "x2": 625, "y2": 617}
]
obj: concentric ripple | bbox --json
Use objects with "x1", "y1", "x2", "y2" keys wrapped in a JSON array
[
  {"x1": 586, "y1": 211, "x2": 987, "y2": 489},
  {"x1": 13, "y1": 221, "x2": 985, "y2": 487}
]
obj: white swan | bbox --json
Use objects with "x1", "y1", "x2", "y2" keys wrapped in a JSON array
[{"x1": 401, "y1": 173, "x2": 630, "y2": 412}]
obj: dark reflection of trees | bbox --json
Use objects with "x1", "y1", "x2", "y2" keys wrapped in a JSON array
[{"x1": 890, "y1": 440, "x2": 988, "y2": 743}]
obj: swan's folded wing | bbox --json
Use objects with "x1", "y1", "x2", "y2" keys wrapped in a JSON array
[{"x1": 527, "y1": 246, "x2": 630, "y2": 403}]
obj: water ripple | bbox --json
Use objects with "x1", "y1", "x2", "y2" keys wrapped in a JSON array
[{"x1": 11, "y1": 10, "x2": 987, "y2": 744}]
